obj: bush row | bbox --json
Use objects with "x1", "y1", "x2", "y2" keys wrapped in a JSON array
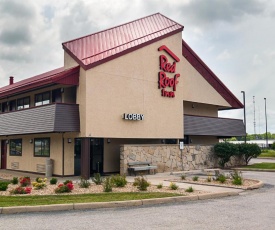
[{"x1": 214, "y1": 143, "x2": 261, "y2": 167}]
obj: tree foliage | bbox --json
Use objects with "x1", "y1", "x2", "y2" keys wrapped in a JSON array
[
  {"x1": 214, "y1": 143, "x2": 239, "y2": 168},
  {"x1": 214, "y1": 143, "x2": 261, "y2": 167}
]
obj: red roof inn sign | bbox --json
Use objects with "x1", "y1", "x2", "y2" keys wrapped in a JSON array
[{"x1": 158, "y1": 45, "x2": 180, "y2": 98}]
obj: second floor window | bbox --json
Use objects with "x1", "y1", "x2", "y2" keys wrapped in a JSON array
[
  {"x1": 17, "y1": 97, "x2": 30, "y2": 110},
  {"x1": 35, "y1": 92, "x2": 50, "y2": 106},
  {"x1": 9, "y1": 100, "x2": 16, "y2": 112}
]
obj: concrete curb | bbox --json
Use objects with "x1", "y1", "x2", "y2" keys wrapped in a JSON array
[
  {"x1": 246, "y1": 180, "x2": 264, "y2": 190},
  {"x1": 167, "y1": 179, "x2": 263, "y2": 190},
  {"x1": 0, "y1": 192, "x2": 239, "y2": 215},
  {"x1": 234, "y1": 168, "x2": 275, "y2": 172}
]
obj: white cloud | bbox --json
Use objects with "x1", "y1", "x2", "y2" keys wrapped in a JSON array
[{"x1": 217, "y1": 49, "x2": 231, "y2": 60}]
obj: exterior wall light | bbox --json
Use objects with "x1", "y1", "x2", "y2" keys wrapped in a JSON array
[
  {"x1": 5, "y1": 140, "x2": 9, "y2": 144},
  {"x1": 68, "y1": 138, "x2": 72, "y2": 143},
  {"x1": 107, "y1": 138, "x2": 111, "y2": 143},
  {"x1": 29, "y1": 139, "x2": 33, "y2": 144}
]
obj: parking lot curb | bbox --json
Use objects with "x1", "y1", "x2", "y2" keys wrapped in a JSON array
[{"x1": 0, "y1": 191, "x2": 240, "y2": 215}]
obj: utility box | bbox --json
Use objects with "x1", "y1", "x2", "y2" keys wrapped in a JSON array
[{"x1": 45, "y1": 158, "x2": 53, "y2": 177}]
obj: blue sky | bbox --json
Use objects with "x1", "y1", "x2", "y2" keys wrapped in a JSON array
[{"x1": 0, "y1": 0, "x2": 274, "y2": 134}]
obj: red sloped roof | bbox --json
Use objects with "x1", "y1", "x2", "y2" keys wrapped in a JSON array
[
  {"x1": 182, "y1": 39, "x2": 243, "y2": 109},
  {"x1": 62, "y1": 13, "x2": 183, "y2": 70},
  {"x1": 0, "y1": 66, "x2": 80, "y2": 99}
]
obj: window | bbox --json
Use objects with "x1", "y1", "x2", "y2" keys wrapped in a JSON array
[
  {"x1": 1, "y1": 102, "x2": 8, "y2": 112},
  {"x1": 35, "y1": 92, "x2": 50, "y2": 106},
  {"x1": 9, "y1": 100, "x2": 16, "y2": 111},
  {"x1": 17, "y1": 97, "x2": 30, "y2": 110},
  {"x1": 34, "y1": 138, "x2": 50, "y2": 157},
  {"x1": 52, "y1": 88, "x2": 62, "y2": 103},
  {"x1": 10, "y1": 139, "x2": 22, "y2": 156}
]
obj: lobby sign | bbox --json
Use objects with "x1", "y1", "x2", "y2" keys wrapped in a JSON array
[
  {"x1": 158, "y1": 45, "x2": 180, "y2": 98},
  {"x1": 123, "y1": 113, "x2": 144, "y2": 121}
]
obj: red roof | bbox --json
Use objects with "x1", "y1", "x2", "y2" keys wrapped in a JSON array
[
  {"x1": 62, "y1": 13, "x2": 183, "y2": 70},
  {"x1": 182, "y1": 39, "x2": 243, "y2": 109},
  {"x1": 0, "y1": 66, "x2": 79, "y2": 99}
]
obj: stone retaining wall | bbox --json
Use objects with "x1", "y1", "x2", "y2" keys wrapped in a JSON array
[{"x1": 120, "y1": 144, "x2": 245, "y2": 175}]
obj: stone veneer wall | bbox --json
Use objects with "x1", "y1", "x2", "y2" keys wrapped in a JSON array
[{"x1": 120, "y1": 144, "x2": 244, "y2": 175}]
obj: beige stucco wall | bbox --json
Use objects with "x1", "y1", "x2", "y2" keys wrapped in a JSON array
[
  {"x1": 81, "y1": 33, "x2": 184, "y2": 139},
  {"x1": 76, "y1": 67, "x2": 87, "y2": 137},
  {"x1": 184, "y1": 101, "x2": 218, "y2": 117},
  {"x1": 63, "y1": 32, "x2": 233, "y2": 140},
  {"x1": 1, "y1": 133, "x2": 77, "y2": 176},
  {"x1": 64, "y1": 51, "x2": 79, "y2": 69},
  {"x1": 182, "y1": 56, "x2": 230, "y2": 107}
]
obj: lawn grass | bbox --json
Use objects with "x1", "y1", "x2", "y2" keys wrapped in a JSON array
[
  {"x1": 245, "y1": 162, "x2": 275, "y2": 170},
  {"x1": 259, "y1": 149, "x2": 275, "y2": 158},
  {"x1": 0, "y1": 192, "x2": 183, "y2": 207}
]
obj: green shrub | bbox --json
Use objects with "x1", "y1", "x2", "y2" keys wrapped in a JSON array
[
  {"x1": 192, "y1": 176, "x2": 199, "y2": 181},
  {"x1": 169, "y1": 182, "x2": 178, "y2": 190},
  {"x1": 111, "y1": 174, "x2": 127, "y2": 187},
  {"x1": 10, "y1": 186, "x2": 32, "y2": 194},
  {"x1": 0, "y1": 181, "x2": 10, "y2": 191},
  {"x1": 79, "y1": 177, "x2": 91, "y2": 188},
  {"x1": 55, "y1": 182, "x2": 74, "y2": 193},
  {"x1": 19, "y1": 176, "x2": 31, "y2": 187},
  {"x1": 214, "y1": 142, "x2": 239, "y2": 168},
  {"x1": 32, "y1": 178, "x2": 47, "y2": 190},
  {"x1": 271, "y1": 142, "x2": 275, "y2": 150},
  {"x1": 10, "y1": 177, "x2": 18, "y2": 185},
  {"x1": 92, "y1": 173, "x2": 103, "y2": 185},
  {"x1": 238, "y1": 143, "x2": 261, "y2": 165},
  {"x1": 180, "y1": 174, "x2": 186, "y2": 180},
  {"x1": 64, "y1": 180, "x2": 73, "y2": 185},
  {"x1": 50, "y1": 178, "x2": 58, "y2": 185},
  {"x1": 231, "y1": 170, "x2": 243, "y2": 185},
  {"x1": 103, "y1": 177, "x2": 113, "y2": 192},
  {"x1": 216, "y1": 174, "x2": 226, "y2": 183},
  {"x1": 157, "y1": 183, "x2": 163, "y2": 189},
  {"x1": 133, "y1": 176, "x2": 150, "y2": 191},
  {"x1": 185, "y1": 186, "x2": 194, "y2": 193}
]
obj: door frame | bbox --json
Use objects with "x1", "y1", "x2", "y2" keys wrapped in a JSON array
[{"x1": 1, "y1": 140, "x2": 7, "y2": 169}]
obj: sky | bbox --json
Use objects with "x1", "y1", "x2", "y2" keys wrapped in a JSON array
[{"x1": 0, "y1": 0, "x2": 274, "y2": 134}]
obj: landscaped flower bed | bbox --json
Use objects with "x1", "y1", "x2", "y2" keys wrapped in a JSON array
[{"x1": 0, "y1": 173, "x2": 208, "y2": 197}]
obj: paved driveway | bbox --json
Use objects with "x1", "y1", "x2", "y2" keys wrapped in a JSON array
[{"x1": 1, "y1": 170, "x2": 275, "y2": 230}]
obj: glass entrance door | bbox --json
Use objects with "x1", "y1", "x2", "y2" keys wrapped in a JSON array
[{"x1": 90, "y1": 138, "x2": 103, "y2": 175}]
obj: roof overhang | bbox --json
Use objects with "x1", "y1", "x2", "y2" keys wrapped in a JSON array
[
  {"x1": 0, "y1": 66, "x2": 80, "y2": 100},
  {"x1": 182, "y1": 40, "x2": 243, "y2": 110}
]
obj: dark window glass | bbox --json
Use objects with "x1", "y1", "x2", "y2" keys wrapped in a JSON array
[
  {"x1": 2, "y1": 102, "x2": 8, "y2": 112},
  {"x1": 9, "y1": 100, "x2": 16, "y2": 111},
  {"x1": 52, "y1": 88, "x2": 62, "y2": 103},
  {"x1": 34, "y1": 138, "x2": 50, "y2": 157},
  {"x1": 35, "y1": 92, "x2": 50, "y2": 106},
  {"x1": 17, "y1": 97, "x2": 30, "y2": 110},
  {"x1": 10, "y1": 139, "x2": 22, "y2": 156}
]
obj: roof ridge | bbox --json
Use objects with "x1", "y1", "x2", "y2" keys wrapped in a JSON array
[
  {"x1": 81, "y1": 23, "x2": 180, "y2": 61},
  {"x1": 62, "y1": 12, "x2": 165, "y2": 45}
]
